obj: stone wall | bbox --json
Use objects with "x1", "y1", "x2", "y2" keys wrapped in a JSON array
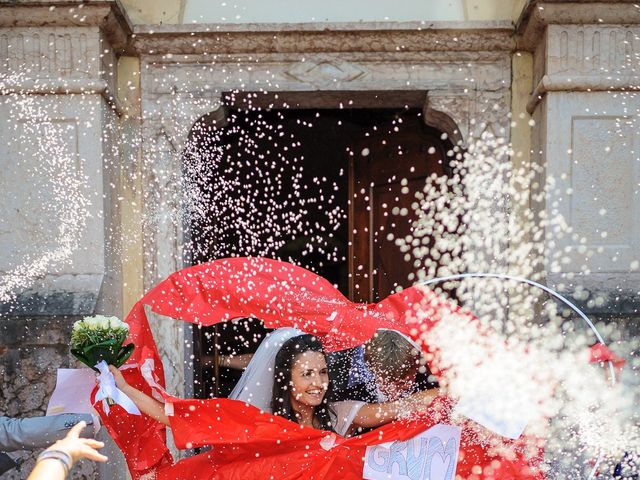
[
  {"x1": 0, "y1": 316, "x2": 98, "y2": 479},
  {"x1": 0, "y1": 2, "x2": 128, "y2": 318}
]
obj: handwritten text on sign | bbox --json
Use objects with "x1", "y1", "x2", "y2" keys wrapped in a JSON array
[{"x1": 363, "y1": 424, "x2": 461, "y2": 480}]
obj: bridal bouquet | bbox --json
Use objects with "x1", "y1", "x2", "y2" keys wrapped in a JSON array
[
  {"x1": 70, "y1": 315, "x2": 134, "y2": 370},
  {"x1": 70, "y1": 315, "x2": 139, "y2": 414}
]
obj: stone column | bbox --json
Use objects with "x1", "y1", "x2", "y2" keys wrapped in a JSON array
[
  {"x1": 139, "y1": 75, "x2": 222, "y2": 399},
  {"x1": 135, "y1": 76, "x2": 222, "y2": 459},
  {"x1": 518, "y1": 0, "x2": 640, "y2": 317},
  {"x1": 0, "y1": 1, "x2": 132, "y2": 478}
]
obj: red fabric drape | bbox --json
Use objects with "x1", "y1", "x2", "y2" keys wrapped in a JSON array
[{"x1": 100, "y1": 257, "x2": 550, "y2": 479}]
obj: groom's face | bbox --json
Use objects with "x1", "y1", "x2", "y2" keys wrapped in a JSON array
[
  {"x1": 376, "y1": 368, "x2": 418, "y2": 400},
  {"x1": 369, "y1": 361, "x2": 418, "y2": 401},
  {"x1": 290, "y1": 351, "x2": 330, "y2": 407}
]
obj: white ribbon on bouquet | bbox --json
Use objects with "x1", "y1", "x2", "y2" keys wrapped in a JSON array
[{"x1": 94, "y1": 361, "x2": 141, "y2": 415}]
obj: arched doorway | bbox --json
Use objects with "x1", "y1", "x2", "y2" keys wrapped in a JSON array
[{"x1": 185, "y1": 102, "x2": 454, "y2": 398}]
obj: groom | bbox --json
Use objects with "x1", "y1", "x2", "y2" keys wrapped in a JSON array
[{"x1": 330, "y1": 329, "x2": 437, "y2": 404}]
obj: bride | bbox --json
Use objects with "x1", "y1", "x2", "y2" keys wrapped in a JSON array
[{"x1": 109, "y1": 328, "x2": 438, "y2": 437}]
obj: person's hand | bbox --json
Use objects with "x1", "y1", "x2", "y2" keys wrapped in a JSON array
[
  {"x1": 108, "y1": 364, "x2": 129, "y2": 391},
  {"x1": 46, "y1": 421, "x2": 108, "y2": 464}
]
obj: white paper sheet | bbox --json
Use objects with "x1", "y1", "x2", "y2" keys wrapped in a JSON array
[
  {"x1": 46, "y1": 368, "x2": 96, "y2": 417},
  {"x1": 363, "y1": 424, "x2": 461, "y2": 480}
]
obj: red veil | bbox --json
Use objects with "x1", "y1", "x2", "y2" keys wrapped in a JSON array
[{"x1": 97, "y1": 257, "x2": 546, "y2": 479}]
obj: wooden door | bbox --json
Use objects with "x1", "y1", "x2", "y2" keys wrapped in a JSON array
[{"x1": 349, "y1": 116, "x2": 450, "y2": 303}]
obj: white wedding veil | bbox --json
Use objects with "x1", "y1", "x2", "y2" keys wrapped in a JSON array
[{"x1": 229, "y1": 327, "x2": 302, "y2": 412}]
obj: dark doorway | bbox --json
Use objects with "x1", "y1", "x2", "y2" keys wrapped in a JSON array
[
  {"x1": 349, "y1": 113, "x2": 453, "y2": 302},
  {"x1": 187, "y1": 106, "x2": 452, "y2": 399}
]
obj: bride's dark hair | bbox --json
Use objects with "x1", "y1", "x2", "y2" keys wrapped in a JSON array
[{"x1": 270, "y1": 333, "x2": 336, "y2": 432}]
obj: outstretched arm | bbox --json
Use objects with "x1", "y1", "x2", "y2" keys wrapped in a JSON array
[
  {"x1": 108, "y1": 366, "x2": 170, "y2": 426},
  {"x1": 0, "y1": 414, "x2": 95, "y2": 452},
  {"x1": 351, "y1": 388, "x2": 439, "y2": 429},
  {"x1": 27, "y1": 421, "x2": 107, "y2": 480}
]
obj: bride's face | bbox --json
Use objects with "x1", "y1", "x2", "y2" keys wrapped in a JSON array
[{"x1": 290, "y1": 351, "x2": 329, "y2": 408}]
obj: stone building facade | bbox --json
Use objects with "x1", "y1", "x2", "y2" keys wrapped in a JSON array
[{"x1": 0, "y1": 0, "x2": 638, "y2": 478}]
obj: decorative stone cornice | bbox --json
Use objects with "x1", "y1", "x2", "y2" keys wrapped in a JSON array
[
  {"x1": 516, "y1": 0, "x2": 640, "y2": 51},
  {"x1": 0, "y1": 3, "x2": 514, "y2": 57},
  {"x1": 132, "y1": 21, "x2": 515, "y2": 55},
  {"x1": 0, "y1": 0, "x2": 133, "y2": 53},
  {"x1": 0, "y1": 77, "x2": 124, "y2": 114}
]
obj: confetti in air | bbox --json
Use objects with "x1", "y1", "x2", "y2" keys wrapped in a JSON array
[
  {"x1": 182, "y1": 101, "x2": 345, "y2": 264},
  {"x1": 0, "y1": 72, "x2": 91, "y2": 307},
  {"x1": 397, "y1": 124, "x2": 640, "y2": 476}
]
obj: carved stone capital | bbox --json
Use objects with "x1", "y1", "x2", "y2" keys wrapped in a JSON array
[
  {"x1": 0, "y1": 0, "x2": 132, "y2": 52},
  {"x1": 519, "y1": 14, "x2": 640, "y2": 111},
  {"x1": 0, "y1": 1, "x2": 133, "y2": 113},
  {"x1": 516, "y1": 0, "x2": 640, "y2": 51},
  {"x1": 424, "y1": 88, "x2": 511, "y2": 146},
  {"x1": 424, "y1": 90, "x2": 472, "y2": 146}
]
